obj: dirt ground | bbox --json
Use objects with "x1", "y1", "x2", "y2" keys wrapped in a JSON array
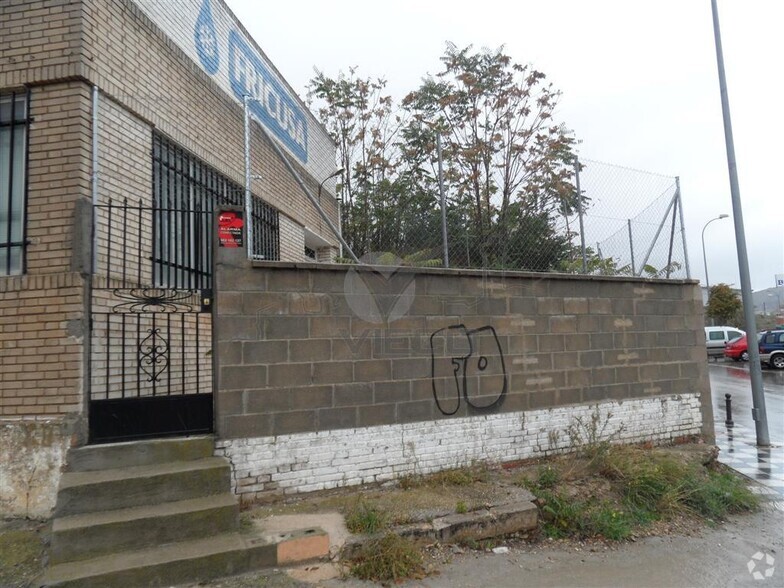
[
  {"x1": 0, "y1": 518, "x2": 49, "y2": 588},
  {"x1": 2, "y1": 443, "x2": 778, "y2": 588}
]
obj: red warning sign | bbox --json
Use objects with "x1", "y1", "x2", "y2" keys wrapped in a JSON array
[{"x1": 218, "y1": 211, "x2": 244, "y2": 248}]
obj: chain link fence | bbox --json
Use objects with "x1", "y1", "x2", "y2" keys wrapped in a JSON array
[{"x1": 337, "y1": 158, "x2": 690, "y2": 281}]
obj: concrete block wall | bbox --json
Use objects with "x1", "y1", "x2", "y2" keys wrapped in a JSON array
[{"x1": 214, "y1": 260, "x2": 712, "y2": 501}]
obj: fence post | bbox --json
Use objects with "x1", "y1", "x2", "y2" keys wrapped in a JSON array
[
  {"x1": 675, "y1": 177, "x2": 691, "y2": 279},
  {"x1": 574, "y1": 157, "x2": 587, "y2": 273},
  {"x1": 627, "y1": 219, "x2": 635, "y2": 275},
  {"x1": 666, "y1": 193, "x2": 679, "y2": 278},
  {"x1": 437, "y1": 132, "x2": 449, "y2": 268}
]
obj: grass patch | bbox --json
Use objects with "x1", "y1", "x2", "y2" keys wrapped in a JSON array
[
  {"x1": 602, "y1": 447, "x2": 759, "y2": 521},
  {"x1": 345, "y1": 499, "x2": 389, "y2": 534},
  {"x1": 347, "y1": 533, "x2": 425, "y2": 582},
  {"x1": 455, "y1": 500, "x2": 468, "y2": 514},
  {"x1": 0, "y1": 528, "x2": 45, "y2": 588},
  {"x1": 521, "y1": 446, "x2": 758, "y2": 542},
  {"x1": 531, "y1": 489, "x2": 653, "y2": 541},
  {"x1": 399, "y1": 466, "x2": 488, "y2": 489}
]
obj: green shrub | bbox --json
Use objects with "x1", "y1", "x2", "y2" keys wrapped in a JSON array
[{"x1": 348, "y1": 534, "x2": 425, "y2": 582}]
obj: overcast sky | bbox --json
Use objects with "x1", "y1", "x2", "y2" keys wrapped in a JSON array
[{"x1": 226, "y1": 0, "x2": 783, "y2": 291}]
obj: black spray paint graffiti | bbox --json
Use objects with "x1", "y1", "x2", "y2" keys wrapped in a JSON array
[{"x1": 429, "y1": 325, "x2": 508, "y2": 415}]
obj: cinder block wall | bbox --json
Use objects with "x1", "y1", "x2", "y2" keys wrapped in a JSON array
[{"x1": 214, "y1": 260, "x2": 712, "y2": 502}]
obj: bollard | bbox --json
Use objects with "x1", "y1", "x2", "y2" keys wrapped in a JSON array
[{"x1": 725, "y1": 393, "x2": 734, "y2": 427}]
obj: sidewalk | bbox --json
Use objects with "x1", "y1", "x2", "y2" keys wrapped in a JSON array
[
  {"x1": 387, "y1": 504, "x2": 784, "y2": 588},
  {"x1": 714, "y1": 421, "x2": 784, "y2": 502}
]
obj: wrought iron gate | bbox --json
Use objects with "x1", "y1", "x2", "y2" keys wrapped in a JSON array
[{"x1": 89, "y1": 199, "x2": 214, "y2": 443}]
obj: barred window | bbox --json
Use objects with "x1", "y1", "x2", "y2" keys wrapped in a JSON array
[
  {"x1": 0, "y1": 91, "x2": 29, "y2": 276},
  {"x1": 152, "y1": 133, "x2": 279, "y2": 288}
]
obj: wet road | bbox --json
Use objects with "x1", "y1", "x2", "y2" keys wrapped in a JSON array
[
  {"x1": 710, "y1": 362, "x2": 784, "y2": 497},
  {"x1": 710, "y1": 362, "x2": 784, "y2": 440}
]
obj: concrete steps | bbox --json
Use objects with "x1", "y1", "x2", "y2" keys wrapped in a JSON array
[
  {"x1": 50, "y1": 494, "x2": 239, "y2": 564},
  {"x1": 42, "y1": 531, "x2": 275, "y2": 588},
  {"x1": 54, "y1": 457, "x2": 231, "y2": 516},
  {"x1": 41, "y1": 436, "x2": 327, "y2": 587}
]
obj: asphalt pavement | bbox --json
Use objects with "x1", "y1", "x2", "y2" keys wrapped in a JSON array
[{"x1": 710, "y1": 361, "x2": 784, "y2": 498}]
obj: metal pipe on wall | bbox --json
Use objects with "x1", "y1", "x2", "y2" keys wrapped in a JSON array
[
  {"x1": 91, "y1": 86, "x2": 100, "y2": 274},
  {"x1": 247, "y1": 103, "x2": 359, "y2": 263},
  {"x1": 243, "y1": 95, "x2": 253, "y2": 260}
]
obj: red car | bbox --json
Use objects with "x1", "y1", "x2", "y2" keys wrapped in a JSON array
[{"x1": 724, "y1": 335, "x2": 749, "y2": 362}]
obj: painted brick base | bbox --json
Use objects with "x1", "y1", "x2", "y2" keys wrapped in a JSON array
[{"x1": 216, "y1": 394, "x2": 703, "y2": 501}]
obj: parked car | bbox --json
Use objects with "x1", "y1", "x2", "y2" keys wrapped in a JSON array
[
  {"x1": 723, "y1": 335, "x2": 749, "y2": 362},
  {"x1": 705, "y1": 326, "x2": 745, "y2": 358},
  {"x1": 759, "y1": 329, "x2": 784, "y2": 370}
]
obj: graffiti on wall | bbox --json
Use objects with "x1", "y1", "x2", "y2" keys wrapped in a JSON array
[{"x1": 429, "y1": 325, "x2": 508, "y2": 415}]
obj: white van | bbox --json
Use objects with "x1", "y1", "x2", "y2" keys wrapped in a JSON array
[{"x1": 704, "y1": 326, "x2": 745, "y2": 358}]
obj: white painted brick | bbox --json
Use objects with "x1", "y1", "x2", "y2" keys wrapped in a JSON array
[{"x1": 217, "y1": 394, "x2": 704, "y2": 498}]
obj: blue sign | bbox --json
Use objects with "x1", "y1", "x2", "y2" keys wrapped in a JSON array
[
  {"x1": 228, "y1": 32, "x2": 308, "y2": 163},
  {"x1": 191, "y1": 0, "x2": 308, "y2": 163},
  {"x1": 194, "y1": 0, "x2": 220, "y2": 75}
]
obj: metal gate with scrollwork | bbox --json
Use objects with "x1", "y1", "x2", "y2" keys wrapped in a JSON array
[{"x1": 89, "y1": 198, "x2": 214, "y2": 444}]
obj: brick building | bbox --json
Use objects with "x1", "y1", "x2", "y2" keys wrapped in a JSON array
[
  {"x1": 1, "y1": 0, "x2": 713, "y2": 524},
  {"x1": 0, "y1": 0, "x2": 341, "y2": 516}
]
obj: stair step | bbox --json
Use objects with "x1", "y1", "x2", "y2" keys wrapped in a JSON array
[
  {"x1": 50, "y1": 494, "x2": 239, "y2": 564},
  {"x1": 41, "y1": 531, "x2": 276, "y2": 588},
  {"x1": 65, "y1": 436, "x2": 214, "y2": 472},
  {"x1": 55, "y1": 457, "x2": 231, "y2": 517}
]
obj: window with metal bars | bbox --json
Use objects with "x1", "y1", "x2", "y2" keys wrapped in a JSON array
[
  {"x1": 152, "y1": 133, "x2": 279, "y2": 288},
  {"x1": 0, "y1": 91, "x2": 29, "y2": 276}
]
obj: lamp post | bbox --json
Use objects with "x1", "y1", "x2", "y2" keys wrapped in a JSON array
[
  {"x1": 701, "y1": 214, "x2": 728, "y2": 291},
  {"x1": 318, "y1": 168, "x2": 344, "y2": 258},
  {"x1": 711, "y1": 0, "x2": 768, "y2": 447}
]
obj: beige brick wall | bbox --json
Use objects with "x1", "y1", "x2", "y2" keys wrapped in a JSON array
[
  {"x1": 0, "y1": 79, "x2": 92, "y2": 419},
  {"x1": 0, "y1": 0, "x2": 84, "y2": 88},
  {"x1": 0, "y1": 273, "x2": 85, "y2": 417},
  {"x1": 26, "y1": 81, "x2": 93, "y2": 274},
  {"x1": 79, "y1": 0, "x2": 339, "y2": 250},
  {"x1": 1, "y1": 0, "x2": 343, "y2": 422}
]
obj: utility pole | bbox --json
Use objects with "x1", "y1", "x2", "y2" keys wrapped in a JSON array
[{"x1": 711, "y1": 0, "x2": 769, "y2": 446}]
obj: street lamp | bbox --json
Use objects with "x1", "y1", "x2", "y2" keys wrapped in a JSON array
[
  {"x1": 318, "y1": 168, "x2": 344, "y2": 202},
  {"x1": 701, "y1": 214, "x2": 729, "y2": 291},
  {"x1": 318, "y1": 168, "x2": 344, "y2": 257}
]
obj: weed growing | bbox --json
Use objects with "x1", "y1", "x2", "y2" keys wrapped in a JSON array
[
  {"x1": 536, "y1": 464, "x2": 561, "y2": 489},
  {"x1": 347, "y1": 533, "x2": 425, "y2": 582},
  {"x1": 399, "y1": 465, "x2": 488, "y2": 489},
  {"x1": 345, "y1": 499, "x2": 389, "y2": 534},
  {"x1": 602, "y1": 447, "x2": 759, "y2": 521},
  {"x1": 455, "y1": 500, "x2": 468, "y2": 514},
  {"x1": 522, "y1": 445, "x2": 759, "y2": 542}
]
